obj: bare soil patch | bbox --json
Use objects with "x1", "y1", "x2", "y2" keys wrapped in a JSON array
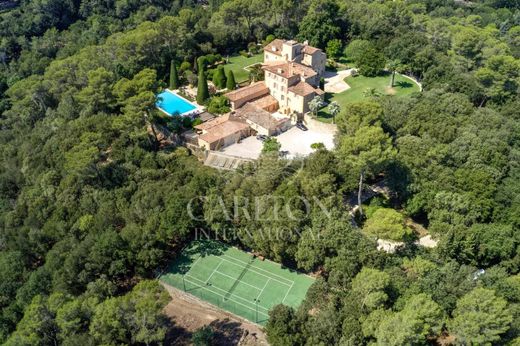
[
  {"x1": 385, "y1": 86, "x2": 397, "y2": 95},
  {"x1": 162, "y1": 283, "x2": 268, "y2": 346}
]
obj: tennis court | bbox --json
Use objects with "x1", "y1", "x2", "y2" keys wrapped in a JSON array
[{"x1": 160, "y1": 240, "x2": 314, "y2": 325}]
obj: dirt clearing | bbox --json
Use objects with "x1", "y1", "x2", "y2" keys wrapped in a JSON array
[{"x1": 162, "y1": 283, "x2": 268, "y2": 346}]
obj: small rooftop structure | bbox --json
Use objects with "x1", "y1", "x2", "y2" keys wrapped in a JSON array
[{"x1": 264, "y1": 39, "x2": 324, "y2": 58}]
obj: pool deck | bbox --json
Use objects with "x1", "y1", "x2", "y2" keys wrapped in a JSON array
[{"x1": 156, "y1": 89, "x2": 205, "y2": 117}]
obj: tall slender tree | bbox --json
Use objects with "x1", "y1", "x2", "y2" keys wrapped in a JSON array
[
  {"x1": 169, "y1": 60, "x2": 179, "y2": 90},
  {"x1": 197, "y1": 69, "x2": 209, "y2": 104},
  {"x1": 226, "y1": 70, "x2": 237, "y2": 90},
  {"x1": 387, "y1": 59, "x2": 401, "y2": 87},
  {"x1": 213, "y1": 66, "x2": 227, "y2": 90}
]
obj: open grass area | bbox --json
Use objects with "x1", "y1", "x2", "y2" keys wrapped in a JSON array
[
  {"x1": 160, "y1": 240, "x2": 314, "y2": 325},
  {"x1": 225, "y1": 53, "x2": 263, "y2": 83},
  {"x1": 318, "y1": 72, "x2": 420, "y2": 123}
]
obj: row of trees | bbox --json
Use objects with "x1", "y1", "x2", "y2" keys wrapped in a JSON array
[{"x1": 168, "y1": 59, "x2": 236, "y2": 105}]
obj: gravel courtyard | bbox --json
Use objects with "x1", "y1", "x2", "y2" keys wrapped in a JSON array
[{"x1": 220, "y1": 125, "x2": 336, "y2": 159}]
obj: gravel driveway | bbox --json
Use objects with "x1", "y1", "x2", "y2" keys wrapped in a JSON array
[
  {"x1": 220, "y1": 126, "x2": 336, "y2": 159},
  {"x1": 324, "y1": 69, "x2": 353, "y2": 93}
]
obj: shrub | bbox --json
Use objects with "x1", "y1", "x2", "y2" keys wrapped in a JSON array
[
  {"x1": 179, "y1": 61, "x2": 192, "y2": 74},
  {"x1": 344, "y1": 39, "x2": 372, "y2": 63},
  {"x1": 248, "y1": 42, "x2": 259, "y2": 54},
  {"x1": 191, "y1": 118, "x2": 203, "y2": 127},
  {"x1": 184, "y1": 70, "x2": 197, "y2": 86},
  {"x1": 192, "y1": 326, "x2": 213, "y2": 346},
  {"x1": 206, "y1": 68, "x2": 216, "y2": 81},
  {"x1": 207, "y1": 95, "x2": 230, "y2": 114},
  {"x1": 326, "y1": 39, "x2": 343, "y2": 60},
  {"x1": 363, "y1": 208, "x2": 413, "y2": 241},
  {"x1": 357, "y1": 47, "x2": 385, "y2": 76},
  {"x1": 262, "y1": 137, "x2": 281, "y2": 153},
  {"x1": 204, "y1": 54, "x2": 223, "y2": 66},
  {"x1": 264, "y1": 34, "x2": 275, "y2": 45}
]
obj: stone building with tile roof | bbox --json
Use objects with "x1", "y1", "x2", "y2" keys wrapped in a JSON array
[{"x1": 225, "y1": 39, "x2": 326, "y2": 115}]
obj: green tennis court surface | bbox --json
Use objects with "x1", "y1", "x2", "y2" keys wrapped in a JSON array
[{"x1": 160, "y1": 240, "x2": 315, "y2": 325}]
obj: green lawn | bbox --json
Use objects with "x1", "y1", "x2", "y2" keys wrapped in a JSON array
[
  {"x1": 317, "y1": 72, "x2": 420, "y2": 123},
  {"x1": 225, "y1": 53, "x2": 263, "y2": 83},
  {"x1": 160, "y1": 240, "x2": 314, "y2": 325}
]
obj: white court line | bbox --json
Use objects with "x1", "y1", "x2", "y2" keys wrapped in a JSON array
[
  {"x1": 183, "y1": 256, "x2": 202, "y2": 278},
  {"x1": 185, "y1": 275, "x2": 268, "y2": 311},
  {"x1": 256, "y1": 279, "x2": 270, "y2": 301},
  {"x1": 213, "y1": 270, "x2": 262, "y2": 291},
  {"x1": 205, "y1": 259, "x2": 224, "y2": 284},
  {"x1": 222, "y1": 254, "x2": 295, "y2": 285},
  {"x1": 220, "y1": 255, "x2": 294, "y2": 287},
  {"x1": 184, "y1": 276, "x2": 270, "y2": 314},
  {"x1": 281, "y1": 282, "x2": 294, "y2": 304}
]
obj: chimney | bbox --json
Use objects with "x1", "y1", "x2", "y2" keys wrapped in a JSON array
[{"x1": 303, "y1": 40, "x2": 309, "y2": 46}]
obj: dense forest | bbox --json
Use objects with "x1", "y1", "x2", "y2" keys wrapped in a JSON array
[{"x1": 0, "y1": 0, "x2": 519, "y2": 345}]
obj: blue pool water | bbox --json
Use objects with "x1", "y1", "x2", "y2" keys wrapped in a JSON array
[{"x1": 156, "y1": 91, "x2": 197, "y2": 116}]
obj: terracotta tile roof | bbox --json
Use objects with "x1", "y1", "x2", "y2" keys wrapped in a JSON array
[
  {"x1": 198, "y1": 118, "x2": 249, "y2": 144},
  {"x1": 194, "y1": 114, "x2": 231, "y2": 131},
  {"x1": 225, "y1": 81, "x2": 269, "y2": 102},
  {"x1": 288, "y1": 81, "x2": 323, "y2": 97},
  {"x1": 262, "y1": 62, "x2": 316, "y2": 80},
  {"x1": 263, "y1": 39, "x2": 284, "y2": 56},
  {"x1": 248, "y1": 94, "x2": 278, "y2": 111},
  {"x1": 235, "y1": 103, "x2": 283, "y2": 131}
]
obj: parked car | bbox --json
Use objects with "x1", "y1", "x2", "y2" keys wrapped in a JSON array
[
  {"x1": 256, "y1": 134, "x2": 268, "y2": 141},
  {"x1": 296, "y1": 122, "x2": 308, "y2": 131}
]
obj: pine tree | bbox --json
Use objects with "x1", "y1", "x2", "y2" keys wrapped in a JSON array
[
  {"x1": 212, "y1": 66, "x2": 227, "y2": 90},
  {"x1": 169, "y1": 60, "x2": 179, "y2": 89},
  {"x1": 197, "y1": 69, "x2": 209, "y2": 104},
  {"x1": 226, "y1": 70, "x2": 236, "y2": 90}
]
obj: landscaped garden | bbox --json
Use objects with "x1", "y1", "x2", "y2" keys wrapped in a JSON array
[
  {"x1": 225, "y1": 53, "x2": 263, "y2": 83},
  {"x1": 317, "y1": 71, "x2": 421, "y2": 123}
]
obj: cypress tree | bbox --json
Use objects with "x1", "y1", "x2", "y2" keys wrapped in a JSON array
[
  {"x1": 197, "y1": 69, "x2": 209, "y2": 104},
  {"x1": 197, "y1": 56, "x2": 206, "y2": 72},
  {"x1": 226, "y1": 70, "x2": 237, "y2": 90},
  {"x1": 169, "y1": 60, "x2": 179, "y2": 89},
  {"x1": 213, "y1": 66, "x2": 227, "y2": 90}
]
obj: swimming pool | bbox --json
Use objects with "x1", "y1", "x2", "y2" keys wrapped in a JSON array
[{"x1": 156, "y1": 90, "x2": 197, "y2": 116}]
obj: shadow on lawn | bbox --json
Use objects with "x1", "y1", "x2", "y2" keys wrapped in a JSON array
[
  {"x1": 395, "y1": 80, "x2": 413, "y2": 88},
  {"x1": 170, "y1": 240, "x2": 228, "y2": 275}
]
